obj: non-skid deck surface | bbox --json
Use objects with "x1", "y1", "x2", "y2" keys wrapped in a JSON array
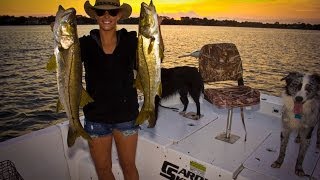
[
  {"x1": 140, "y1": 100, "x2": 218, "y2": 143},
  {"x1": 143, "y1": 98, "x2": 320, "y2": 180},
  {"x1": 243, "y1": 129, "x2": 320, "y2": 180},
  {"x1": 166, "y1": 103, "x2": 273, "y2": 178}
]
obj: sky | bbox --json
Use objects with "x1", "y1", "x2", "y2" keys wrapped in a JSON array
[{"x1": 0, "y1": 0, "x2": 319, "y2": 24}]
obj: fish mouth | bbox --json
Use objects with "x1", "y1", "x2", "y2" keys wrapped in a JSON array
[
  {"x1": 141, "y1": 2, "x2": 149, "y2": 8},
  {"x1": 141, "y1": 2, "x2": 151, "y2": 13},
  {"x1": 62, "y1": 8, "x2": 76, "y2": 20},
  {"x1": 65, "y1": 8, "x2": 76, "y2": 15}
]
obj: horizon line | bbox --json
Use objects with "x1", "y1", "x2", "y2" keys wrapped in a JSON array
[{"x1": 1, "y1": 13, "x2": 319, "y2": 25}]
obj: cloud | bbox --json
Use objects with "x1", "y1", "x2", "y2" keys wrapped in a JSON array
[
  {"x1": 159, "y1": 11, "x2": 201, "y2": 19},
  {"x1": 295, "y1": 9, "x2": 315, "y2": 12}
]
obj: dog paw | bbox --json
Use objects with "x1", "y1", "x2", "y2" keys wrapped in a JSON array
[
  {"x1": 271, "y1": 161, "x2": 282, "y2": 168},
  {"x1": 191, "y1": 115, "x2": 200, "y2": 120},
  {"x1": 192, "y1": 114, "x2": 204, "y2": 120},
  {"x1": 179, "y1": 111, "x2": 186, "y2": 116},
  {"x1": 295, "y1": 168, "x2": 306, "y2": 176},
  {"x1": 181, "y1": 112, "x2": 202, "y2": 120}
]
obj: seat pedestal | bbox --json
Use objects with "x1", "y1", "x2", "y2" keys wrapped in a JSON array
[{"x1": 215, "y1": 109, "x2": 240, "y2": 144}]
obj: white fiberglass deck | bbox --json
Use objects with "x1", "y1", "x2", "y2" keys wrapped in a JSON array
[{"x1": 0, "y1": 93, "x2": 319, "y2": 180}]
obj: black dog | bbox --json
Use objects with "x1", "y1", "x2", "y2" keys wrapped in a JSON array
[{"x1": 159, "y1": 66, "x2": 204, "y2": 120}]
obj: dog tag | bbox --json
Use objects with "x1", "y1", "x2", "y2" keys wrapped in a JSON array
[{"x1": 295, "y1": 114, "x2": 302, "y2": 120}]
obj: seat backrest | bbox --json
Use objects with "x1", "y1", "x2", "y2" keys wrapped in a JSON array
[{"x1": 199, "y1": 43, "x2": 244, "y2": 85}]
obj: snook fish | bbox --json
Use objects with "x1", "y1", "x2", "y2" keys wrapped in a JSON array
[
  {"x1": 135, "y1": 0, "x2": 164, "y2": 127},
  {"x1": 47, "y1": 6, "x2": 93, "y2": 147}
]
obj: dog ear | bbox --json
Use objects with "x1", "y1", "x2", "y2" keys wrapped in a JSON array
[
  {"x1": 281, "y1": 72, "x2": 301, "y2": 84},
  {"x1": 311, "y1": 73, "x2": 320, "y2": 88}
]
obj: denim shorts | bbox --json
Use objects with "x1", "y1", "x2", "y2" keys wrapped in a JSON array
[{"x1": 84, "y1": 119, "x2": 139, "y2": 138}]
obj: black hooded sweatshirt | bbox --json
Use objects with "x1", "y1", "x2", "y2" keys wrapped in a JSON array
[{"x1": 79, "y1": 28, "x2": 139, "y2": 124}]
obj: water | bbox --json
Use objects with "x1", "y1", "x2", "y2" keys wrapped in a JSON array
[{"x1": 0, "y1": 25, "x2": 319, "y2": 142}]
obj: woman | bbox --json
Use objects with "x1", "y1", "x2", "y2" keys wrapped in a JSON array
[{"x1": 80, "y1": 0, "x2": 139, "y2": 179}]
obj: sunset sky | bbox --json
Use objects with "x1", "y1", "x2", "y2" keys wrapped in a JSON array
[{"x1": 0, "y1": 0, "x2": 319, "y2": 24}]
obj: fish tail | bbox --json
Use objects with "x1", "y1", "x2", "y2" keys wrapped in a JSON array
[
  {"x1": 149, "y1": 95, "x2": 160, "y2": 128},
  {"x1": 135, "y1": 107, "x2": 149, "y2": 126},
  {"x1": 148, "y1": 110, "x2": 157, "y2": 128},
  {"x1": 67, "y1": 120, "x2": 92, "y2": 147},
  {"x1": 67, "y1": 126, "x2": 78, "y2": 147}
]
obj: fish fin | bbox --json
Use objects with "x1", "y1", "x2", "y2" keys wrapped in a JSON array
[
  {"x1": 50, "y1": 22, "x2": 54, "y2": 32},
  {"x1": 159, "y1": 43, "x2": 165, "y2": 62},
  {"x1": 133, "y1": 69, "x2": 138, "y2": 88},
  {"x1": 135, "y1": 106, "x2": 149, "y2": 125},
  {"x1": 148, "y1": 38, "x2": 155, "y2": 54},
  {"x1": 148, "y1": 110, "x2": 156, "y2": 128},
  {"x1": 79, "y1": 87, "x2": 94, "y2": 108},
  {"x1": 148, "y1": 95, "x2": 160, "y2": 128},
  {"x1": 158, "y1": 82, "x2": 162, "y2": 97},
  {"x1": 56, "y1": 99, "x2": 64, "y2": 112},
  {"x1": 133, "y1": 69, "x2": 137, "y2": 79},
  {"x1": 136, "y1": 36, "x2": 142, "y2": 67},
  {"x1": 58, "y1": 5, "x2": 65, "y2": 12},
  {"x1": 67, "y1": 122, "x2": 92, "y2": 147},
  {"x1": 46, "y1": 55, "x2": 57, "y2": 72},
  {"x1": 67, "y1": 126, "x2": 78, "y2": 147},
  {"x1": 159, "y1": 27, "x2": 165, "y2": 62},
  {"x1": 134, "y1": 73, "x2": 143, "y2": 91}
]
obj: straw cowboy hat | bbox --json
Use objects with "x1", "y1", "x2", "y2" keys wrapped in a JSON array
[{"x1": 84, "y1": 0, "x2": 132, "y2": 20}]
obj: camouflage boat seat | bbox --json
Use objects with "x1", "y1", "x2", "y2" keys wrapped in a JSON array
[{"x1": 199, "y1": 43, "x2": 260, "y2": 144}]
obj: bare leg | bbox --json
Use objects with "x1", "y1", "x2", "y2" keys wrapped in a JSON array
[
  {"x1": 88, "y1": 135, "x2": 115, "y2": 180},
  {"x1": 113, "y1": 130, "x2": 139, "y2": 180}
]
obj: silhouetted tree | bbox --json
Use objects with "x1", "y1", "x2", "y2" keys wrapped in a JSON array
[{"x1": 0, "y1": 15, "x2": 319, "y2": 30}]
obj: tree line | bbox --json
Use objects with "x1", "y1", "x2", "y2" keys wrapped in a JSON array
[{"x1": 0, "y1": 15, "x2": 319, "y2": 30}]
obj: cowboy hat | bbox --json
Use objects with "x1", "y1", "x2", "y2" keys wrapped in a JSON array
[{"x1": 84, "y1": 0, "x2": 132, "y2": 20}]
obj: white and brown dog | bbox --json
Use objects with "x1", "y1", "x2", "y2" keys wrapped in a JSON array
[{"x1": 271, "y1": 72, "x2": 320, "y2": 176}]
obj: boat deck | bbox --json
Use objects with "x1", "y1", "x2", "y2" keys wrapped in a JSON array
[
  {"x1": 0, "y1": 94, "x2": 319, "y2": 180},
  {"x1": 135, "y1": 94, "x2": 320, "y2": 180}
]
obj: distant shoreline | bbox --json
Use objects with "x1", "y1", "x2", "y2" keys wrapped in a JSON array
[{"x1": 1, "y1": 15, "x2": 319, "y2": 30}]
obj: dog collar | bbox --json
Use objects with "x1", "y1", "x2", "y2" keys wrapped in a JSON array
[{"x1": 295, "y1": 114, "x2": 302, "y2": 120}]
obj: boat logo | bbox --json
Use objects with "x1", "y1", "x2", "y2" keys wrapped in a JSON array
[{"x1": 160, "y1": 161, "x2": 208, "y2": 180}]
